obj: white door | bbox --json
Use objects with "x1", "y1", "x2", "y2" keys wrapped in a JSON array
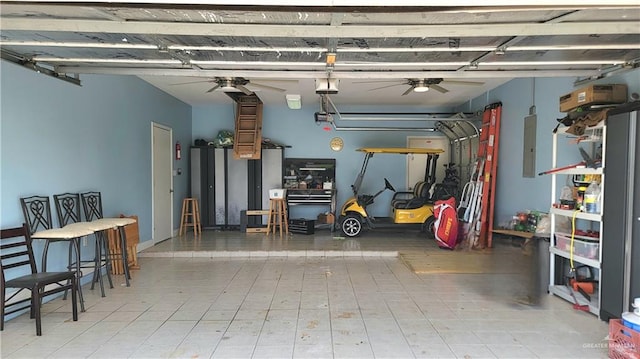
[
  {"x1": 407, "y1": 136, "x2": 450, "y2": 189},
  {"x1": 152, "y1": 123, "x2": 173, "y2": 243}
]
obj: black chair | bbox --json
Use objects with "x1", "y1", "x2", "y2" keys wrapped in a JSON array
[
  {"x1": 1, "y1": 224, "x2": 78, "y2": 336},
  {"x1": 53, "y1": 193, "x2": 113, "y2": 297},
  {"x1": 20, "y1": 195, "x2": 94, "y2": 312},
  {"x1": 81, "y1": 191, "x2": 133, "y2": 286}
]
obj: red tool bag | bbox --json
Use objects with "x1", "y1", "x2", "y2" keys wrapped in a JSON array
[{"x1": 433, "y1": 196, "x2": 459, "y2": 250}]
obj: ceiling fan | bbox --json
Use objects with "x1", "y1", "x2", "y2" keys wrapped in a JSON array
[
  {"x1": 171, "y1": 77, "x2": 292, "y2": 95},
  {"x1": 360, "y1": 78, "x2": 484, "y2": 96}
]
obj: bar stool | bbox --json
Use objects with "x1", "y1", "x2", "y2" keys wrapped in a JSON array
[
  {"x1": 179, "y1": 198, "x2": 201, "y2": 236},
  {"x1": 53, "y1": 192, "x2": 113, "y2": 298},
  {"x1": 90, "y1": 217, "x2": 136, "y2": 287},
  {"x1": 267, "y1": 198, "x2": 288, "y2": 236},
  {"x1": 81, "y1": 192, "x2": 135, "y2": 287},
  {"x1": 20, "y1": 195, "x2": 94, "y2": 312}
]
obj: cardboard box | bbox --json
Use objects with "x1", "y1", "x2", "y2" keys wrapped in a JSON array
[
  {"x1": 317, "y1": 213, "x2": 335, "y2": 224},
  {"x1": 559, "y1": 84, "x2": 627, "y2": 112}
]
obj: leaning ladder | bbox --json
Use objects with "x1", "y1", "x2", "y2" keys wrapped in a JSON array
[{"x1": 467, "y1": 102, "x2": 502, "y2": 249}]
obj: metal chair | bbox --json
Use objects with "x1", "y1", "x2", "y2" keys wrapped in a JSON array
[
  {"x1": 20, "y1": 195, "x2": 93, "y2": 312},
  {"x1": 80, "y1": 191, "x2": 103, "y2": 222},
  {"x1": 81, "y1": 192, "x2": 134, "y2": 287},
  {"x1": 53, "y1": 192, "x2": 113, "y2": 297},
  {"x1": 1, "y1": 224, "x2": 78, "y2": 336}
]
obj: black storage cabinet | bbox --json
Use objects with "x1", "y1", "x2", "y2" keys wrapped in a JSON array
[
  {"x1": 600, "y1": 102, "x2": 640, "y2": 321},
  {"x1": 190, "y1": 147, "x2": 283, "y2": 228}
]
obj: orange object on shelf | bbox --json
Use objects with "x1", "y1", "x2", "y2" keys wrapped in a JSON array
[{"x1": 570, "y1": 279, "x2": 595, "y2": 294}]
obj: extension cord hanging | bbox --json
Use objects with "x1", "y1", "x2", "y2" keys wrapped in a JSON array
[{"x1": 570, "y1": 209, "x2": 579, "y2": 273}]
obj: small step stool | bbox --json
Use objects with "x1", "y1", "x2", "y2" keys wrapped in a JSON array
[
  {"x1": 240, "y1": 210, "x2": 269, "y2": 233},
  {"x1": 179, "y1": 198, "x2": 201, "y2": 236},
  {"x1": 267, "y1": 198, "x2": 288, "y2": 236}
]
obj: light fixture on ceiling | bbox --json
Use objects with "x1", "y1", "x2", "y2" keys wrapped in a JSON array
[
  {"x1": 326, "y1": 53, "x2": 337, "y2": 66},
  {"x1": 413, "y1": 81, "x2": 430, "y2": 93},
  {"x1": 220, "y1": 80, "x2": 237, "y2": 91},
  {"x1": 286, "y1": 94, "x2": 302, "y2": 109}
]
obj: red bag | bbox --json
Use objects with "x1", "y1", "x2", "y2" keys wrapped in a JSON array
[{"x1": 433, "y1": 197, "x2": 459, "y2": 250}]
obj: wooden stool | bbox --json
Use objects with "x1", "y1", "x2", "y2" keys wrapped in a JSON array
[
  {"x1": 179, "y1": 198, "x2": 201, "y2": 236},
  {"x1": 267, "y1": 198, "x2": 288, "y2": 236}
]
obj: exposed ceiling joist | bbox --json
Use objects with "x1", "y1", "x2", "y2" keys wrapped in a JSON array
[
  {"x1": 54, "y1": 66, "x2": 602, "y2": 79},
  {"x1": 2, "y1": 0, "x2": 638, "y2": 7},
  {"x1": 1, "y1": 18, "x2": 638, "y2": 37},
  {"x1": 4, "y1": 41, "x2": 639, "y2": 52}
]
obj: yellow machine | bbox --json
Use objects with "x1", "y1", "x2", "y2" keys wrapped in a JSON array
[{"x1": 337, "y1": 147, "x2": 444, "y2": 237}]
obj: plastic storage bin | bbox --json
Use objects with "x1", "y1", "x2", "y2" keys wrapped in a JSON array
[
  {"x1": 555, "y1": 233, "x2": 600, "y2": 260},
  {"x1": 609, "y1": 319, "x2": 640, "y2": 359}
]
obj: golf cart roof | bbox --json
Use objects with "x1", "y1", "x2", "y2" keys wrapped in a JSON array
[{"x1": 357, "y1": 147, "x2": 444, "y2": 154}]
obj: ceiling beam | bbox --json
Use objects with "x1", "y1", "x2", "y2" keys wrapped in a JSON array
[
  {"x1": 460, "y1": 9, "x2": 581, "y2": 71},
  {"x1": 1, "y1": 49, "x2": 82, "y2": 86},
  {"x1": 56, "y1": 66, "x2": 600, "y2": 79},
  {"x1": 2, "y1": 18, "x2": 638, "y2": 38},
  {"x1": 3, "y1": 40, "x2": 639, "y2": 52},
  {"x1": 2, "y1": 1, "x2": 636, "y2": 7}
]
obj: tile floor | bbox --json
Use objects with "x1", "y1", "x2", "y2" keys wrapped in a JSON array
[{"x1": 1, "y1": 228, "x2": 610, "y2": 359}]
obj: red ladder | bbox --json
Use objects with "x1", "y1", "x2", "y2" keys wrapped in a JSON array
[
  {"x1": 468, "y1": 102, "x2": 502, "y2": 248},
  {"x1": 479, "y1": 103, "x2": 502, "y2": 248}
]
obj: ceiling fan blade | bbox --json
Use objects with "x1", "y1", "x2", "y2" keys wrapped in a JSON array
[
  {"x1": 354, "y1": 80, "x2": 403, "y2": 84},
  {"x1": 206, "y1": 83, "x2": 222, "y2": 93},
  {"x1": 255, "y1": 79, "x2": 299, "y2": 84},
  {"x1": 248, "y1": 82, "x2": 286, "y2": 92},
  {"x1": 441, "y1": 79, "x2": 484, "y2": 86},
  {"x1": 170, "y1": 79, "x2": 216, "y2": 86},
  {"x1": 369, "y1": 83, "x2": 405, "y2": 91},
  {"x1": 401, "y1": 86, "x2": 414, "y2": 96},
  {"x1": 235, "y1": 84, "x2": 254, "y2": 95},
  {"x1": 429, "y1": 84, "x2": 449, "y2": 93}
]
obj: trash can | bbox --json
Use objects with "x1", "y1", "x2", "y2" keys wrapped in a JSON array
[
  {"x1": 522, "y1": 235, "x2": 550, "y2": 305},
  {"x1": 537, "y1": 236, "x2": 551, "y2": 296}
]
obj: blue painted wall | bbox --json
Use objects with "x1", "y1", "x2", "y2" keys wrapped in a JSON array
[
  {"x1": 456, "y1": 69, "x2": 640, "y2": 226},
  {"x1": 0, "y1": 61, "x2": 192, "y2": 271},
  {"x1": 192, "y1": 102, "x2": 453, "y2": 218}
]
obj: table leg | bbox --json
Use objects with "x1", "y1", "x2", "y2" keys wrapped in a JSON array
[
  {"x1": 71, "y1": 238, "x2": 86, "y2": 312},
  {"x1": 118, "y1": 226, "x2": 131, "y2": 287}
]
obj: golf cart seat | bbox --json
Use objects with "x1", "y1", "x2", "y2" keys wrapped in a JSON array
[{"x1": 391, "y1": 181, "x2": 430, "y2": 209}]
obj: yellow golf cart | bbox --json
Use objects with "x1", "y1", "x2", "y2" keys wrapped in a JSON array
[{"x1": 337, "y1": 147, "x2": 444, "y2": 237}]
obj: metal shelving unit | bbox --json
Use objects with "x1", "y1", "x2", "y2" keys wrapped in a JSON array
[{"x1": 548, "y1": 122, "x2": 606, "y2": 317}]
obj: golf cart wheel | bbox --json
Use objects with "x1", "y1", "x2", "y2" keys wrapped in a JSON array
[
  {"x1": 423, "y1": 215, "x2": 436, "y2": 238},
  {"x1": 341, "y1": 214, "x2": 363, "y2": 237}
]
